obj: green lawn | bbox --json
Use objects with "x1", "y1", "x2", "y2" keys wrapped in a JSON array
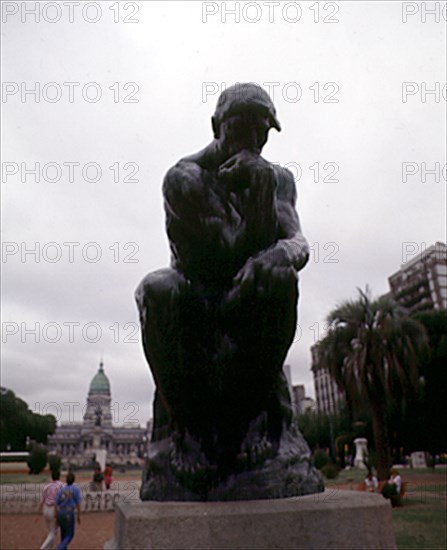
[
  {"x1": 324, "y1": 468, "x2": 366, "y2": 486},
  {"x1": 0, "y1": 473, "x2": 47, "y2": 485},
  {"x1": 0, "y1": 468, "x2": 141, "y2": 485},
  {"x1": 393, "y1": 498, "x2": 447, "y2": 550},
  {"x1": 324, "y1": 468, "x2": 447, "y2": 550},
  {"x1": 326, "y1": 467, "x2": 447, "y2": 484},
  {"x1": 70, "y1": 468, "x2": 142, "y2": 480}
]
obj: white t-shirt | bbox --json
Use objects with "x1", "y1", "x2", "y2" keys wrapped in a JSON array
[
  {"x1": 364, "y1": 476, "x2": 378, "y2": 490},
  {"x1": 390, "y1": 474, "x2": 401, "y2": 493}
]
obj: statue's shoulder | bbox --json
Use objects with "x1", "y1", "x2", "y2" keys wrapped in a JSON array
[
  {"x1": 163, "y1": 155, "x2": 205, "y2": 200},
  {"x1": 163, "y1": 144, "x2": 215, "y2": 196},
  {"x1": 164, "y1": 157, "x2": 200, "y2": 180},
  {"x1": 272, "y1": 164, "x2": 297, "y2": 204}
]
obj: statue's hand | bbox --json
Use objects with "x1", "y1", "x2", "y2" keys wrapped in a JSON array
[
  {"x1": 252, "y1": 245, "x2": 293, "y2": 271},
  {"x1": 218, "y1": 150, "x2": 270, "y2": 181},
  {"x1": 228, "y1": 246, "x2": 295, "y2": 301},
  {"x1": 231, "y1": 257, "x2": 256, "y2": 290},
  {"x1": 278, "y1": 236, "x2": 310, "y2": 272}
]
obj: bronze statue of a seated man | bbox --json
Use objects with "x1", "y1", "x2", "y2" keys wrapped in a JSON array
[{"x1": 136, "y1": 83, "x2": 323, "y2": 501}]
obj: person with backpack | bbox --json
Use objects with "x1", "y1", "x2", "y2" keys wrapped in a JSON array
[{"x1": 54, "y1": 472, "x2": 81, "y2": 549}]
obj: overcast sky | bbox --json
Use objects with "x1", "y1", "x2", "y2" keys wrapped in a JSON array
[{"x1": 2, "y1": 1, "x2": 446, "y2": 426}]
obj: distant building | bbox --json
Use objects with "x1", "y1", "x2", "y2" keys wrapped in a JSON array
[
  {"x1": 48, "y1": 361, "x2": 147, "y2": 466},
  {"x1": 388, "y1": 242, "x2": 447, "y2": 313},
  {"x1": 282, "y1": 366, "x2": 317, "y2": 415},
  {"x1": 291, "y1": 384, "x2": 317, "y2": 415},
  {"x1": 292, "y1": 384, "x2": 305, "y2": 415},
  {"x1": 311, "y1": 344, "x2": 344, "y2": 415},
  {"x1": 301, "y1": 396, "x2": 317, "y2": 413},
  {"x1": 283, "y1": 363, "x2": 296, "y2": 411}
]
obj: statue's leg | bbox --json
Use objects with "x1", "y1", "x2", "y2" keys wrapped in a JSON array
[
  {"x1": 222, "y1": 267, "x2": 298, "y2": 443},
  {"x1": 136, "y1": 269, "x2": 219, "y2": 444},
  {"x1": 135, "y1": 268, "x2": 189, "y2": 438}
]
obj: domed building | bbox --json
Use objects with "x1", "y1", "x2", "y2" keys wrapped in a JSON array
[
  {"x1": 83, "y1": 361, "x2": 113, "y2": 429},
  {"x1": 48, "y1": 361, "x2": 147, "y2": 466}
]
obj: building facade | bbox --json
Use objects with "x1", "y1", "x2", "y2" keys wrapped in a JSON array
[
  {"x1": 388, "y1": 242, "x2": 447, "y2": 313},
  {"x1": 48, "y1": 362, "x2": 147, "y2": 466},
  {"x1": 311, "y1": 344, "x2": 344, "y2": 415}
]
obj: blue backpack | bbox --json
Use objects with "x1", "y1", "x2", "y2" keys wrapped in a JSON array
[{"x1": 57, "y1": 486, "x2": 77, "y2": 515}]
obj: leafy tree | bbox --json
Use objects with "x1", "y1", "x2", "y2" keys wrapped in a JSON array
[
  {"x1": 298, "y1": 411, "x2": 332, "y2": 450},
  {"x1": 318, "y1": 288, "x2": 428, "y2": 480},
  {"x1": 298, "y1": 406, "x2": 361, "y2": 466},
  {"x1": 0, "y1": 388, "x2": 29, "y2": 450},
  {"x1": 412, "y1": 309, "x2": 447, "y2": 455},
  {"x1": 0, "y1": 387, "x2": 56, "y2": 451}
]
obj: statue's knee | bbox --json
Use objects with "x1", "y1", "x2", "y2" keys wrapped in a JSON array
[{"x1": 135, "y1": 268, "x2": 184, "y2": 311}]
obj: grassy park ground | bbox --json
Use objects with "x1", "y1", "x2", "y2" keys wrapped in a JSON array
[
  {"x1": 326, "y1": 467, "x2": 447, "y2": 550},
  {"x1": 1, "y1": 467, "x2": 445, "y2": 549}
]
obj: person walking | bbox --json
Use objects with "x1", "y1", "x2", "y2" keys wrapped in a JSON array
[
  {"x1": 54, "y1": 472, "x2": 81, "y2": 549},
  {"x1": 92, "y1": 462, "x2": 104, "y2": 491},
  {"x1": 36, "y1": 470, "x2": 64, "y2": 549},
  {"x1": 104, "y1": 464, "x2": 113, "y2": 490}
]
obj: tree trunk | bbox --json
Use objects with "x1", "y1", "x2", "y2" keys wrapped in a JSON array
[{"x1": 370, "y1": 399, "x2": 391, "y2": 481}]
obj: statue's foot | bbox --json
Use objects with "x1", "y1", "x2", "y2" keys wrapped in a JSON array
[{"x1": 140, "y1": 423, "x2": 324, "y2": 502}]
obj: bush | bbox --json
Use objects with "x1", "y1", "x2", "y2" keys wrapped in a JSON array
[
  {"x1": 313, "y1": 450, "x2": 329, "y2": 470},
  {"x1": 321, "y1": 462, "x2": 340, "y2": 479},
  {"x1": 27, "y1": 443, "x2": 47, "y2": 474},
  {"x1": 381, "y1": 482, "x2": 398, "y2": 499},
  {"x1": 48, "y1": 454, "x2": 61, "y2": 475},
  {"x1": 0, "y1": 453, "x2": 29, "y2": 463}
]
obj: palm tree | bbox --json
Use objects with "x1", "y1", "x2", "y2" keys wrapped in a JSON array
[{"x1": 318, "y1": 288, "x2": 428, "y2": 480}]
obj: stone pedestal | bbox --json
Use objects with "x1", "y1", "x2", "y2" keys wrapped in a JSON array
[
  {"x1": 354, "y1": 437, "x2": 368, "y2": 469},
  {"x1": 94, "y1": 449, "x2": 107, "y2": 471},
  {"x1": 92, "y1": 426, "x2": 102, "y2": 451},
  {"x1": 91, "y1": 426, "x2": 107, "y2": 470},
  {"x1": 105, "y1": 490, "x2": 396, "y2": 549}
]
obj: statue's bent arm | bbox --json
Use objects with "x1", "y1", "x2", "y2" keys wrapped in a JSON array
[
  {"x1": 163, "y1": 160, "x2": 230, "y2": 256},
  {"x1": 274, "y1": 166, "x2": 310, "y2": 272}
]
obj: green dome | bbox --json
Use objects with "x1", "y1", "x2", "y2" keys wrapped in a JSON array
[{"x1": 89, "y1": 362, "x2": 110, "y2": 394}]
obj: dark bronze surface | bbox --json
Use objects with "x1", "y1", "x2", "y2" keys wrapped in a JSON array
[{"x1": 136, "y1": 83, "x2": 323, "y2": 500}]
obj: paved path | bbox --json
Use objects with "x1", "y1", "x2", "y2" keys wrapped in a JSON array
[
  {"x1": 1, "y1": 512, "x2": 115, "y2": 549},
  {"x1": 2, "y1": 470, "x2": 445, "y2": 549}
]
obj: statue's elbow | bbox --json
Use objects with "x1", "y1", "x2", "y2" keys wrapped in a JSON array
[{"x1": 294, "y1": 251, "x2": 309, "y2": 272}]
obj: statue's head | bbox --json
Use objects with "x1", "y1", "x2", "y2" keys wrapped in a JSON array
[{"x1": 212, "y1": 83, "x2": 281, "y2": 154}]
